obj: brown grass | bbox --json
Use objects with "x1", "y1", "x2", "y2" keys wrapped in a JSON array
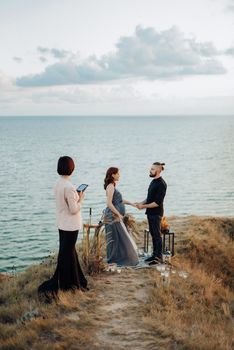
[
  {"x1": 0, "y1": 216, "x2": 233, "y2": 350},
  {"x1": 142, "y1": 216, "x2": 234, "y2": 350},
  {"x1": 175, "y1": 216, "x2": 234, "y2": 288},
  {"x1": 80, "y1": 223, "x2": 107, "y2": 274},
  {"x1": 0, "y1": 248, "x2": 99, "y2": 349},
  {"x1": 143, "y1": 263, "x2": 234, "y2": 349}
]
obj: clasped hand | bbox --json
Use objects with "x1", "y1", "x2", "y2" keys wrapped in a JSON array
[{"x1": 132, "y1": 203, "x2": 144, "y2": 210}]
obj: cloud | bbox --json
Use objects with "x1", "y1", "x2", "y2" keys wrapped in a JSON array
[
  {"x1": 1, "y1": 71, "x2": 234, "y2": 116},
  {"x1": 0, "y1": 69, "x2": 140, "y2": 105},
  {"x1": 0, "y1": 72, "x2": 14, "y2": 91},
  {"x1": 224, "y1": 47, "x2": 234, "y2": 55},
  {"x1": 37, "y1": 46, "x2": 70, "y2": 59},
  {"x1": 0, "y1": 72, "x2": 24, "y2": 104},
  {"x1": 16, "y1": 26, "x2": 227, "y2": 87},
  {"x1": 12, "y1": 56, "x2": 23, "y2": 63},
  {"x1": 227, "y1": 0, "x2": 234, "y2": 11},
  {"x1": 39, "y1": 56, "x2": 48, "y2": 63},
  {"x1": 16, "y1": 60, "x2": 118, "y2": 87},
  {"x1": 28, "y1": 84, "x2": 141, "y2": 105}
]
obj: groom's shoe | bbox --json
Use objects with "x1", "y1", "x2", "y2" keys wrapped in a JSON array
[
  {"x1": 148, "y1": 260, "x2": 160, "y2": 265},
  {"x1": 144, "y1": 255, "x2": 156, "y2": 262},
  {"x1": 148, "y1": 256, "x2": 163, "y2": 265}
]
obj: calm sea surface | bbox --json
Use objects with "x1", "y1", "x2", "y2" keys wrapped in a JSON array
[{"x1": 0, "y1": 116, "x2": 233, "y2": 273}]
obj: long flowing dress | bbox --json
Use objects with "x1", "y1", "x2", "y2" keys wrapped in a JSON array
[
  {"x1": 104, "y1": 188, "x2": 139, "y2": 266},
  {"x1": 38, "y1": 230, "x2": 88, "y2": 302}
]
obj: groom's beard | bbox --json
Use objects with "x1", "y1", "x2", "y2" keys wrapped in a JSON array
[{"x1": 149, "y1": 170, "x2": 158, "y2": 177}]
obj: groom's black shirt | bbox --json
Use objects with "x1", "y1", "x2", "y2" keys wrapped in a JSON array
[{"x1": 145, "y1": 177, "x2": 167, "y2": 217}]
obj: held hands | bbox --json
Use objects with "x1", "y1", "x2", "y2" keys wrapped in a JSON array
[
  {"x1": 134, "y1": 202, "x2": 145, "y2": 210},
  {"x1": 129, "y1": 202, "x2": 138, "y2": 208},
  {"x1": 124, "y1": 200, "x2": 143, "y2": 209}
]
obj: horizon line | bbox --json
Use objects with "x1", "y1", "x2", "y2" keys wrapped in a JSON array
[{"x1": 1, "y1": 114, "x2": 234, "y2": 118}]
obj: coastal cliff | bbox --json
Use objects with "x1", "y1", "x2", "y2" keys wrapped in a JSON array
[{"x1": 0, "y1": 216, "x2": 233, "y2": 350}]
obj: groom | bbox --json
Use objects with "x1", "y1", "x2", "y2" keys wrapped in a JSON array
[{"x1": 135, "y1": 162, "x2": 167, "y2": 265}]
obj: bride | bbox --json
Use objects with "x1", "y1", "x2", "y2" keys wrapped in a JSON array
[{"x1": 104, "y1": 167, "x2": 139, "y2": 266}]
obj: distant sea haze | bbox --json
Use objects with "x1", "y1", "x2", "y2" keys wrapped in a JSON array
[{"x1": 0, "y1": 115, "x2": 233, "y2": 272}]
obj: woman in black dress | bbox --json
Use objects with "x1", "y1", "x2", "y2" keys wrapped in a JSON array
[{"x1": 38, "y1": 156, "x2": 88, "y2": 301}]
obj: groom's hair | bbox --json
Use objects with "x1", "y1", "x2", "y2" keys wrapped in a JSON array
[{"x1": 153, "y1": 162, "x2": 165, "y2": 171}]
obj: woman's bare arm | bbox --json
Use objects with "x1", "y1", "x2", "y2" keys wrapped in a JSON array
[{"x1": 122, "y1": 199, "x2": 136, "y2": 206}]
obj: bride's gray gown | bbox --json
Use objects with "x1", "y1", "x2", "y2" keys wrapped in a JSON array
[{"x1": 104, "y1": 188, "x2": 139, "y2": 266}]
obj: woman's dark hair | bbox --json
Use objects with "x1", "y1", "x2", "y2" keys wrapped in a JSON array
[
  {"x1": 104, "y1": 167, "x2": 119, "y2": 190},
  {"x1": 57, "y1": 156, "x2": 75, "y2": 175}
]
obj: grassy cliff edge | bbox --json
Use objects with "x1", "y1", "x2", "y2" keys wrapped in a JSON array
[{"x1": 0, "y1": 216, "x2": 233, "y2": 350}]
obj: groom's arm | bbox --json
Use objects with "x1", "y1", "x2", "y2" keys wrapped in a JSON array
[
  {"x1": 138, "y1": 186, "x2": 166, "y2": 209},
  {"x1": 135, "y1": 198, "x2": 148, "y2": 209},
  {"x1": 137, "y1": 201, "x2": 159, "y2": 209}
]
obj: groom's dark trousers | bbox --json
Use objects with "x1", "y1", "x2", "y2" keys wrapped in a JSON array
[{"x1": 147, "y1": 214, "x2": 162, "y2": 258}]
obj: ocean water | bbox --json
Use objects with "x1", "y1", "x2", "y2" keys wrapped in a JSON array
[{"x1": 0, "y1": 115, "x2": 233, "y2": 273}]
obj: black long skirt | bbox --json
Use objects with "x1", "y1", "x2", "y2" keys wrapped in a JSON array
[{"x1": 38, "y1": 229, "x2": 88, "y2": 301}]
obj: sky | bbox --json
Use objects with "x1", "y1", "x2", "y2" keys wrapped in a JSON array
[{"x1": 0, "y1": 0, "x2": 234, "y2": 116}]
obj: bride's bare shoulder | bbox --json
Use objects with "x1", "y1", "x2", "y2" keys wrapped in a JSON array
[{"x1": 106, "y1": 183, "x2": 115, "y2": 191}]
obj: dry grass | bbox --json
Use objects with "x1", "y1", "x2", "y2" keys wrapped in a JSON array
[
  {"x1": 80, "y1": 223, "x2": 107, "y2": 275},
  {"x1": 175, "y1": 216, "x2": 234, "y2": 289},
  {"x1": 142, "y1": 216, "x2": 234, "y2": 350},
  {"x1": 143, "y1": 264, "x2": 234, "y2": 349},
  {"x1": 0, "y1": 216, "x2": 233, "y2": 350},
  {"x1": 0, "y1": 249, "x2": 99, "y2": 349},
  {"x1": 0, "y1": 225, "x2": 109, "y2": 350}
]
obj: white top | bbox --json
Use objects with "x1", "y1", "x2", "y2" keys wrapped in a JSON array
[{"x1": 54, "y1": 176, "x2": 82, "y2": 231}]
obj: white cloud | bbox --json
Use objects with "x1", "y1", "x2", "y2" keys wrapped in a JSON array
[
  {"x1": 0, "y1": 71, "x2": 141, "y2": 109},
  {"x1": 12, "y1": 56, "x2": 23, "y2": 63},
  {"x1": 225, "y1": 47, "x2": 234, "y2": 55},
  {"x1": 1, "y1": 69, "x2": 233, "y2": 116},
  {"x1": 227, "y1": 0, "x2": 234, "y2": 11},
  {"x1": 37, "y1": 46, "x2": 71, "y2": 59},
  {"x1": 28, "y1": 84, "x2": 141, "y2": 105},
  {"x1": 0, "y1": 72, "x2": 14, "y2": 93},
  {"x1": 16, "y1": 26, "x2": 227, "y2": 87},
  {"x1": 0, "y1": 72, "x2": 28, "y2": 104},
  {"x1": 39, "y1": 56, "x2": 48, "y2": 63}
]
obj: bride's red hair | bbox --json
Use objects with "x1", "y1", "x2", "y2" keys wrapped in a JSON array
[{"x1": 104, "y1": 167, "x2": 119, "y2": 190}]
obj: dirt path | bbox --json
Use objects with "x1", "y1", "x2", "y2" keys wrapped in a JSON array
[
  {"x1": 90, "y1": 267, "x2": 165, "y2": 350},
  {"x1": 79, "y1": 216, "x2": 190, "y2": 349}
]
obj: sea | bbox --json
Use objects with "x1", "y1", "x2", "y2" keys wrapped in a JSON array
[{"x1": 0, "y1": 115, "x2": 233, "y2": 273}]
